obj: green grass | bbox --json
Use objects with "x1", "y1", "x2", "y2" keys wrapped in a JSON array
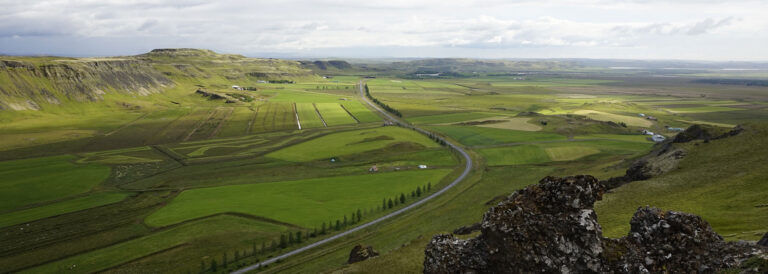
[
  {"x1": 267, "y1": 127, "x2": 439, "y2": 162},
  {"x1": 145, "y1": 169, "x2": 452, "y2": 227},
  {"x1": 341, "y1": 101, "x2": 381, "y2": 123},
  {"x1": 296, "y1": 103, "x2": 325, "y2": 128},
  {"x1": 596, "y1": 124, "x2": 768, "y2": 241},
  {"x1": 217, "y1": 107, "x2": 254, "y2": 137},
  {"x1": 478, "y1": 145, "x2": 551, "y2": 166},
  {"x1": 544, "y1": 146, "x2": 601, "y2": 161},
  {"x1": 574, "y1": 134, "x2": 652, "y2": 143},
  {"x1": 0, "y1": 155, "x2": 111, "y2": 211},
  {"x1": 0, "y1": 192, "x2": 129, "y2": 227},
  {"x1": 407, "y1": 112, "x2": 499, "y2": 125},
  {"x1": 573, "y1": 110, "x2": 653, "y2": 127},
  {"x1": 315, "y1": 103, "x2": 356, "y2": 126},
  {"x1": 665, "y1": 106, "x2": 744, "y2": 113},
  {"x1": 252, "y1": 102, "x2": 297, "y2": 132},
  {"x1": 26, "y1": 215, "x2": 288, "y2": 274},
  {"x1": 427, "y1": 125, "x2": 566, "y2": 146}
]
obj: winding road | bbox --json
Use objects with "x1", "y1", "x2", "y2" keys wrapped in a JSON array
[{"x1": 232, "y1": 81, "x2": 474, "y2": 274}]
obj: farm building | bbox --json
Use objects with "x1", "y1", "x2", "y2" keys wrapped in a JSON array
[
  {"x1": 651, "y1": 134, "x2": 667, "y2": 142},
  {"x1": 231, "y1": 85, "x2": 243, "y2": 90},
  {"x1": 418, "y1": 165, "x2": 427, "y2": 169},
  {"x1": 638, "y1": 113, "x2": 646, "y2": 117},
  {"x1": 641, "y1": 129, "x2": 654, "y2": 135}
]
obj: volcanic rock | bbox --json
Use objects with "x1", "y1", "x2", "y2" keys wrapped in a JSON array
[
  {"x1": 348, "y1": 244, "x2": 379, "y2": 264},
  {"x1": 424, "y1": 175, "x2": 765, "y2": 273}
]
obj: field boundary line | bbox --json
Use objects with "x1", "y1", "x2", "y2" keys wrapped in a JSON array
[
  {"x1": 232, "y1": 81, "x2": 474, "y2": 274},
  {"x1": 339, "y1": 104, "x2": 360, "y2": 123},
  {"x1": 183, "y1": 108, "x2": 216, "y2": 142},
  {"x1": 208, "y1": 107, "x2": 235, "y2": 139},
  {"x1": 247, "y1": 106, "x2": 259, "y2": 135},
  {"x1": 293, "y1": 103, "x2": 301, "y2": 130},
  {"x1": 104, "y1": 112, "x2": 150, "y2": 136},
  {"x1": 313, "y1": 103, "x2": 328, "y2": 127}
]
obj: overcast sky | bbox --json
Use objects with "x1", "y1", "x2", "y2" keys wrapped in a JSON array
[{"x1": 1, "y1": 0, "x2": 767, "y2": 60}]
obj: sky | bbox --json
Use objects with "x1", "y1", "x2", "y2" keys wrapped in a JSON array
[{"x1": 0, "y1": 0, "x2": 767, "y2": 60}]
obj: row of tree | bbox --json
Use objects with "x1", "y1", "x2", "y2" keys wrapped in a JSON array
[{"x1": 365, "y1": 84, "x2": 402, "y2": 117}]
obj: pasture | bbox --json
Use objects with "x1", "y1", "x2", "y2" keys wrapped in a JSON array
[
  {"x1": 267, "y1": 126, "x2": 439, "y2": 162},
  {"x1": 315, "y1": 103, "x2": 357, "y2": 126},
  {"x1": 296, "y1": 103, "x2": 325, "y2": 128},
  {"x1": 341, "y1": 101, "x2": 382, "y2": 123},
  {"x1": 0, "y1": 155, "x2": 110, "y2": 211},
  {"x1": 145, "y1": 169, "x2": 452, "y2": 227},
  {"x1": 426, "y1": 125, "x2": 566, "y2": 146}
]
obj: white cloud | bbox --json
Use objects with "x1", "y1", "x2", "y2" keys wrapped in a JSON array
[{"x1": 0, "y1": 0, "x2": 766, "y2": 60}]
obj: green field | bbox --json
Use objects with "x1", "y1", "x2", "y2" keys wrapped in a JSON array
[
  {"x1": 27, "y1": 215, "x2": 288, "y2": 273},
  {"x1": 478, "y1": 145, "x2": 551, "y2": 166},
  {"x1": 407, "y1": 112, "x2": 499, "y2": 125},
  {"x1": 267, "y1": 127, "x2": 439, "y2": 162},
  {"x1": 544, "y1": 146, "x2": 601, "y2": 161},
  {"x1": 572, "y1": 110, "x2": 653, "y2": 127},
  {"x1": 341, "y1": 101, "x2": 382, "y2": 123},
  {"x1": 146, "y1": 169, "x2": 451, "y2": 227},
  {"x1": 0, "y1": 192, "x2": 129, "y2": 227},
  {"x1": 252, "y1": 102, "x2": 297, "y2": 132},
  {"x1": 296, "y1": 103, "x2": 325, "y2": 128},
  {"x1": 0, "y1": 155, "x2": 110, "y2": 211},
  {"x1": 315, "y1": 103, "x2": 356, "y2": 126},
  {"x1": 427, "y1": 125, "x2": 566, "y2": 146}
]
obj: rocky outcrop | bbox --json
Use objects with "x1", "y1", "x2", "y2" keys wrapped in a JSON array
[
  {"x1": 347, "y1": 244, "x2": 379, "y2": 264},
  {"x1": 424, "y1": 175, "x2": 765, "y2": 273},
  {"x1": 759, "y1": 232, "x2": 768, "y2": 247}
]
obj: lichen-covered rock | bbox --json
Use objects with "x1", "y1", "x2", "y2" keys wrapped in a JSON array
[
  {"x1": 424, "y1": 175, "x2": 766, "y2": 274},
  {"x1": 347, "y1": 244, "x2": 380, "y2": 264}
]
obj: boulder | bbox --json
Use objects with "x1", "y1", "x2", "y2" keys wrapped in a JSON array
[
  {"x1": 347, "y1": 244, "x2": 379, "y2": 264},
  {"x1": 424, "y1": 175, "x2": 765, "y2": 273}
]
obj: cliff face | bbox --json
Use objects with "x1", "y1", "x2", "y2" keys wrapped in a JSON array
[
  {"x1": 424, "y1": 175, "x2": 766, "y2": 273},
  {"x1": 0, "y1": 58, "x2": 172, "y2": 110}
]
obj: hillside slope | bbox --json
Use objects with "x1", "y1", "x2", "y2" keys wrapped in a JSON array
[{"x1": 595, "y1": 123, "x2": 768, "y2": 241}]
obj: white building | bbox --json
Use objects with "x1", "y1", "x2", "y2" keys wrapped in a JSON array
[
  {"x1": 651, "y1": 134, "x2": 666, "y2": 142},
  {"x1": 418, "y1": 165, "x2": 428, "y2": 169}
]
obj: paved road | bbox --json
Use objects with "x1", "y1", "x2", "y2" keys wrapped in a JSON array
[{"x1": 232, "y1": 81, "x2": 474, "y2": 274}]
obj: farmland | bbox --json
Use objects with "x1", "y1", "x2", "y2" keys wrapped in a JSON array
[{"x1": 1, "y1": 50, "x2": 768, "y2": 274}]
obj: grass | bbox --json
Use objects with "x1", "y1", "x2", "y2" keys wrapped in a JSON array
[
  {"x1": 665, "y1": 106, "x2": 744, "y2": 113},
  {"x1": 407, "y1": 112, "x2": 499, "y2": 125},
  {"x1": 145, "y1": 169, "x2": 452, "y2": 227},
  {"x1": 572, "y1": 110, "x2": 653, "y2": 127},
  {"x1": 427, "y1": 125, "x2": 566, "y2": 146},
  {"x1": 341, "y1": 101, "x2": 381, "y2": 123},
  {"x1": 296, "y1": 103, "x2": 325, "y2": 128},
  {"x1": 574, "y1": 134, "x2": 652, "y2": 143},
  {"x1": 252, "y1": 102, "x2": 297, "y2": 132},
  {"x1": 544, "y1": 146, "x2": 601, "y2": 161},
  {"x1": 475, "y1": 117, "x2": 543, "y2": 131},
  {"x1": 0, "y1": 192, "x2": 129, "y2": 227},
  {"x1": 267, "y1": 127, "x2": 439, "y2": 162},
  {"x1": 315, "y1": 103, "x2": 356, "y2": 126},
  {"x1": 478, "y1": 145, "x2": 551, "y2": 166},
  {"x1": 595, "y1": 124, "x2": 768, "y2": 241},
  {"x1": 26, "y1": 215, "x2": 288, "y2": 273},
  {"x1": 0, "y1": 155, "x2": 110, "y2": 211}
]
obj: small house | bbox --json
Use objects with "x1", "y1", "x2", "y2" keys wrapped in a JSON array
[
  {"x1": 641, "y1": 129, "x2": 654, "y2": 136},
  {"x1": 231, "y1": 85, "x2": 243, "y2": 90},
  {"x1": 418, "y1": 165, "x2": 427, "y2": 169},
  {"x1": 638, "y1": 113, "x2": 646, "y2": 117},
  {"x1": 651, "y1": 134, "x2": 666, "y2": 142}
]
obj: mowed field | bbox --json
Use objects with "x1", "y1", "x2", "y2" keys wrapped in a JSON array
[
  {"x1": 426, "y1": 125, "x2": 566, "y2": 146},
  {"x1": 145, "y1": 169, "x2": 452, "y2": 228},
  {"x1": 315, "y1": 103, "x2": 357, "y2": 126},
  {"x1": 0, "y1": 155, "x2": 110, "y2": 211},
  {"x1": 267, "y1": 126, "x2": 440, "y2": 162},
  {"x1": 296, "y1": 103, "x2": 325, "y2": 128},
  {"x1": 478, "y1": 139, "x2": 652, "y2": 166}
]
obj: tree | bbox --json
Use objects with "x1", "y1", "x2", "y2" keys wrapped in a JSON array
[
  {"x1": 261, "y1": 242, "x2": 266, "y2": 254},
  {"x1": 288, "y1": 232, "x2": 294, "y2": 244},
  {"x1": 313, "y1": 227, "x2": 318, "y2": 237},
  {"x1": 223, "y1": 253, "x2": 228, "y2": 268},
  {"x1": 343, "y1": 215, "x2": 348, "y2": 226},
  {"x1": 416, "y1": 186, "x2": 422, "y2": 197},
  {"x1": 271, "y1": 239, "x2": 277, "y2": 250},
  {"x1": 388, "y1": 198, "x2": 394, "y2": 209},
  {"x1": 279, "y1": 234, "x2": 287, "y2": 248},
  {"x1": 356, "y1": 209, "x2": 362, "y2": 222},
  {"x1": 382, "y1": 199, "x2": 387, "y2": 210},
  {"x1": 252, "y1": 241, "x2": 257, "y2": 256},
  {"x1": 321, "y1": 222, "x2": 327, "y2": 235},
  {"x1": 335, "y1": 220, "x2": 341, "y2": 230},
  {"x1": 428, "y1": 182, "x2": 432, "y2": 191},
  {"x1": 211, "y1": 259, "x2": 218, "y2": 272},
  {"x1": 400, "y1": 193, "x2": 406, "y2": 204},
  {"x1": 411, "y1": 191, "x2": 416, "y2": 197},
  {"x1": 296, "y1": 231, "x2": 303, "y2": 243},
  {"x1": 200, "y1": 260, "x2": 206, "y2": 272}
]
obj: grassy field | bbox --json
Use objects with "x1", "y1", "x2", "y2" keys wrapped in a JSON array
[
  {"x1": 296, "y1": 103, "x2": 325, "y2": 128},
  {"x1": 572, "y1": 110, "x2": 653, "y2": 127},
  {"x1": 544, "y1": 146, "x2": 601, "y2": 161},
  {"x1": 0, "y1": 155, "x2": 110, "y2": 211},
  {"x1": 27, "y1": 215, "x2": 289, "y2": 273},
  {"x1": 315, "y1": 103, "x2": 356, "y2": 126},
  {"x1": 267, "y1": 126, "x2": 439, "y2": 162},
  {"x1": 145, "y1": 169, "x2": 452, "y2": 227},
  {"x1": 478, "y1": 145, "x2": 551, "y2": 166},
  {"x1": 0, "y1": 192, "x2": 129, "y2": 227},
  {"x1": 341, "y1": 101, "x2": 382, "y2": 123},
  {"x1": 475, "y1": 117, "x2": 543, "y2": 131},
  {"x1": 252, "y1": 102, "x2": 297, "y2": 132},
  {"x1": 407, "y1": 112, "x2": 499, "y2": 125},
  {"x1": 427, "y1": 125, "x2": 566, "y2": 146}
]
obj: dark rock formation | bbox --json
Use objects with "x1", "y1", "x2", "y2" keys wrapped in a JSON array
[
  {"x1": 348, "y1": 244, "x2": 379, "y2": 264},
  {"x1": 453, "y1": 223, "x2": 481, "y2": 235},
  {"x1": 759, "y1": 232, "x2": 768, "y2": 247},
  {"x1": 424, "y1": 175, "x2": 765, "y2": 273}
]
